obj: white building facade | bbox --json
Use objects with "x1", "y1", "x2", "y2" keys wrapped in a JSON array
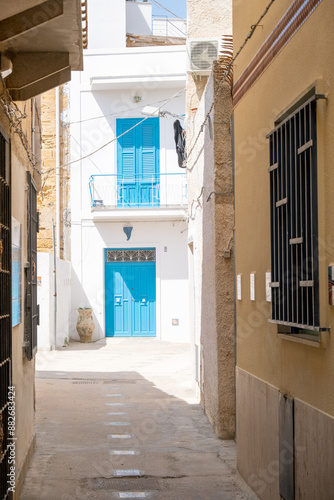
[{"x1": 70, "y1": 0, "x2": 189, "y2": 343}]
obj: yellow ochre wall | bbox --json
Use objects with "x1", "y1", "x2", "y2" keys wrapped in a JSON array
[{"x1": 233, "y1": 0, "x2": 334, "y2": 498}]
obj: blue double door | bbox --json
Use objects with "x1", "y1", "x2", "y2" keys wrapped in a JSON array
[{"x1": 105, "y1": 259, "x2": 156, "y2": 337}]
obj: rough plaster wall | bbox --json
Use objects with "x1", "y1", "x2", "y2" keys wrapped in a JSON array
[
  {"x1": 201, "y1": 71, "x2": 235, "y2": 439},
  {"x1": 186, "y1": 0, "x2": 232, "y2": 114},
  {"x1": 197, "y1": 75, "x2": 218, "y2": 420},
  {"x1": 0, "y1": 102, "x2": 37, "y2": 495},
  {"x1": 187, "y1": 79, "x2": 206, "y2": 372},
  {"x1": 212, "y1": 73, "x2": 235, "y2": 437},
  {"x1": 187, "y1": 0, "x2": 232, "y2": 38},
  {"x1": 38, "y1": 86, "x2": 70, "y2": 260},
  {"x1": 187, "y1": 66, "x2": 235, "y2": 439},
  {"x1": 11, "y1": 153, "x2": 36, "y2": 498}
]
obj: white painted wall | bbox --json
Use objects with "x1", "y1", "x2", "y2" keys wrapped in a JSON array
[
  {"x1": 70, "y1": 9, "x2": 189, "y2": 344},
  {"x1": 126, "y1": 1, "x2": 152, "y2": 35},
  {"x1": 81, "y1": 46, "x2": 186, "y2": 89},
  {"x1": 186, "y1": 74, "x2": 214, "y2": 383},
  {"x1": 70, "y1": 221, "x2": 189, "y2": 342},
  {"x1": 87, "y1": 0, "x2": 126, "y2": 49},
  {"x1": 37, "y1": 253, "x2": 71, "y2": 349},
  {"x1": 70, "y1": 81, "x2": 186, "y2": 222}
]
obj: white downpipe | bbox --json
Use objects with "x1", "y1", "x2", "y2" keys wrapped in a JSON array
[{"x1": 56, "y1": 86, "x2": 60, "y2": 258}]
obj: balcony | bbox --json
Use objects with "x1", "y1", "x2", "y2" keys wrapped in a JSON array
[{"x1": 89, "y1": 173, "x2": 187, "y2": 222}]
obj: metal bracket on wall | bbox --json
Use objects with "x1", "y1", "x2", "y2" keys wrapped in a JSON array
[{"x1": 206, "y1": 190, "x2": 233, "y2": 202}]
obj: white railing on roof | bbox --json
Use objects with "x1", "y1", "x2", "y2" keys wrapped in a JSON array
[{"x1": 152, "y1": 17, "x2": 187, "y2": 38}]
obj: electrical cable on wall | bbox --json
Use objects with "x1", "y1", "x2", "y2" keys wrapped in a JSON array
[
  {"x1": 0, "y1": 0, "x2": 277, "y2": 177},
  {"x1": 0, "y1": 76, "x2": 41, "y2": 174},
  {"x1": 184, "y1": 0, "x2": 277, "y2": 168},
  {"x1": 67, "y1": 89, "x2": 186, "y2": 126},
  {"x1": 43, "y1": 88, "x2": 186, "y2": 176}
]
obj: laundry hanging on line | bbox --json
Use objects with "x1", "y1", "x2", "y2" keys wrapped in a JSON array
[{"x1": 173, "y1": 119, "x2": 186, "y2": 168}]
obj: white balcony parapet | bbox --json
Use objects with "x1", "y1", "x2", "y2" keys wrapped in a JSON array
[{"x1": 89, "y1": 173, "x2": 187, "y2": 210}]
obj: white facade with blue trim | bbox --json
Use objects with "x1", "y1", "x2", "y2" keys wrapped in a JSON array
[{"x1": 70, "y1": 0, "x2": 189, "y2": 342}]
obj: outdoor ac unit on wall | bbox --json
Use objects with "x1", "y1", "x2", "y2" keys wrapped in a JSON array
[{"x1": 186, "y1": 38, "x2": 221, "y2": 75}]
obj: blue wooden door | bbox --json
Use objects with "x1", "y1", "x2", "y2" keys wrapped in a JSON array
[
  {"x1": 105, "y1": 254, "x2": 156, "y2": 337},
  {"x1": 116, "y1": 118, "x2": 160, "y2": 207}
]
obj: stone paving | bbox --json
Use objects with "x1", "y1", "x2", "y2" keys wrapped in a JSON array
[{"x1": 20, "y1": 339, "x2": 258, "y2": 500}]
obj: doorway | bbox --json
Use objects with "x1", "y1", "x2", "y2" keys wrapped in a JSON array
[{"x1": 105, "y1": 248, "x2": 156, "y2": 337}]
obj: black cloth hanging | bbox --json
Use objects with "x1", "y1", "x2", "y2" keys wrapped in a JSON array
[{"x1": 173, "y1": 119, "x2": 186, "y2": 168}]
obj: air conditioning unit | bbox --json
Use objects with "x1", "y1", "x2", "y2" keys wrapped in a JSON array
[{"x1": 186, "y1": 38, "x2": 221, "y2": 75}]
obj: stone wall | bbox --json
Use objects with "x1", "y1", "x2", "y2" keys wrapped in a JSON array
[
  {"x1": 187, "y1": 62, "x2": 235, "y2": 438},
  {"x1": 37, "y1": 86, "x2": 71, "y2": 260}
]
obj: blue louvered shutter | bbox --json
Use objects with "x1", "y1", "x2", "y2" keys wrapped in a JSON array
[
  {"x1": 116, "y1": 118, "x2": 160, "y2": 206},
  {"x1": 117, "y1": 120, "x2": 136, "y2": 179},
  {"x1": 140, "y1": 121, "x2": 157, "y2": 178}
]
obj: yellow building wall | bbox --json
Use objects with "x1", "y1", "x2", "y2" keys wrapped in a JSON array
[
  {"x1": 234, "y1": 0, "x2": 334, "y2": 419},
  {"x1": 0, "y1": 97, "x2": 37, "y2": 497},
  {"x1": 233, "y1": 0, "x2": 334, "y2": 498}
]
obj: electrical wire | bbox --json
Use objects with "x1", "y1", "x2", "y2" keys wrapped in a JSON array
[
  {"x1": 184, "y1": 0, "x2": 277, "y2": 168},
  {"x1": 152, "y1": 0, "x2": 185, "y2": 21},
  {"x1": 0, "y1": 76, "x2": 41, "y2": 174},
  {"x1": 42, "y1": 88, "x2": 185, "y2": 176},
  {"x1": 67, "y1": 89, "x2": 186, "y2": 125},
  {"x1": 0, "y1": 0, "x2": 276, "y2": 178}
]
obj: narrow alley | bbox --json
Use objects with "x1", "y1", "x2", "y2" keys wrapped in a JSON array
[{"x1": 20, "y1": 340, "x2": 257, "y2": 500}]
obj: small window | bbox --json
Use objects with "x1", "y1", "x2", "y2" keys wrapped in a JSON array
[{"x1": 268, "y1": 95, "x2": 319, "y2": 331}]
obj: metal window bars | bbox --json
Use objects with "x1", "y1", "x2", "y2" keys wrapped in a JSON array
[
  {"x1": 268, "y1": 96, "x2": 319, "y2": 330},
  {"x1": 24, "y1": 173, "x2": 39, "y2": 361},
  {"x1": 0, "y1": 131, "x2": 12, "y2": 500}
]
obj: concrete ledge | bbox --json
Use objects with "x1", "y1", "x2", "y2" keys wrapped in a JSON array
[{"x1": 277, "y1": 331, "x2": 328, "y2": 348}]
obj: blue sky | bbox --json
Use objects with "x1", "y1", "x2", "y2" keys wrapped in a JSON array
[{"x1": 152, "y1": 0, "x2": 187, "y2": 20}]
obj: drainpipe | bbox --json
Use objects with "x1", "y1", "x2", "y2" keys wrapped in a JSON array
[
  {"x1": 56, "y1": 86, "x2": 60, "y2": 258},
  {"x1": 52, "y1": 220, "x2": 57, "y2": 350}
]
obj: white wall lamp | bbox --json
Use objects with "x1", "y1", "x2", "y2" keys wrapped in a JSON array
[
  {"x1": 132, "y1": 94, "x2": 142, "y2": 103},
  {"x1": 0, "y1": 54, "x2": 13, "y2": 79}
]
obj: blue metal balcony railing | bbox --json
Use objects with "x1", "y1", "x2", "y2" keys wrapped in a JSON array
[{"x1": 89, "y1": 174, "x2": 187, "y2": 209}]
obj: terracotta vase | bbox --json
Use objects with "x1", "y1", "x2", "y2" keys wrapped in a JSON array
[{"x1": 76, "y1": 309, "x2": 95, "y2": 343}]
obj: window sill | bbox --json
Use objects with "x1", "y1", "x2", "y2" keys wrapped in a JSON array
[{"x1": 277, "y1": 331, "x2": 328, "y2": 348}]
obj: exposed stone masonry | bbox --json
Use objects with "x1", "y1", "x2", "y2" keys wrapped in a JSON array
[{"x1": 37, "y1": 86, "x2": 70, "y2": 260}]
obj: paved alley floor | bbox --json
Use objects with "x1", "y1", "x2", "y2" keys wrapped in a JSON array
[{"x1": 21, "y1": 339, "x2": 258, "y2": 500}]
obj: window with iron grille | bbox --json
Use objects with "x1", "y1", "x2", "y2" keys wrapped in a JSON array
[
  {"x1": 0, "y1": 129, "x2": 12, "y2": 500},
  {"x1": 268, "y1": 95, "x2": 319, "y2": 331},
  {"x1": 24, "y1": 172, "x2": 39, "y2": 360}
]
